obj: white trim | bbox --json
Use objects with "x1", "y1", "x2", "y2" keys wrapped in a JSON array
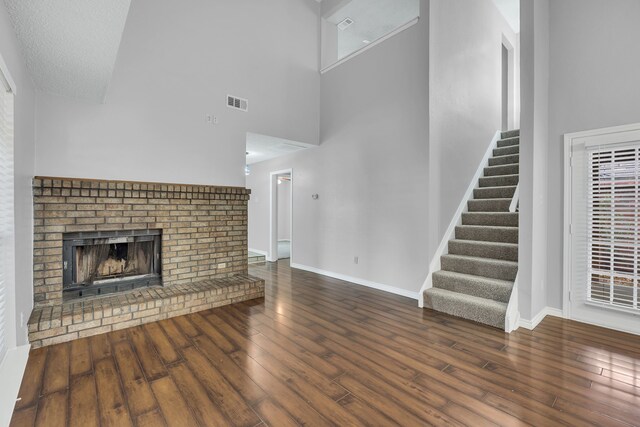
[
  {"x1": 563, "y1": 131, "x2": 572, "y2": 318},
  {"x1": 418, "y1": 131, "x2": 501, "y2": 308},
  {"x1": 269, "y1": 169, "x2": 293, "y2": 263},
  {"x1": 518, "y1": 307, "x2": 563, "y2": 330},
  {"x1": 0, "y1": 344, "x2": 30, "y2": 427},
  {"x1": 248, "y1": 248, "x2": 268, "y2": 257},
  {"x1": 320, "y1": 17, "x2": 420, "y2": 74},
  {"x1": 0, "y1": 52, "x2": 16, "y2": 94},
  {"x1": 563, "y1": 122, "x2": 640, "y2": 322},
  {"x1": 509, "y1": 183, "x2": 519, "y2": 213},
  {"x1": 563, "y1": 311, "x2": 640, "y2": 337},
  {"x1": 291, "y1": 262, "x2": 419, "y2": 300},
  {"x1": 504, "y1": 272, "x2": 520, "y2": 332}
]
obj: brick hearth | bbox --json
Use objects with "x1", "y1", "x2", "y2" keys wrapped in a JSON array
[
  {"x1": 29, "y1": 177, "x2": 265, "y2": 347},
  {"x1": 28, "y1": 274, "x2": 263, "y2": 348}
]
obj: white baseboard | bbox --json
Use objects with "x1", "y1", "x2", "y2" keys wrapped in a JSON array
[
  {"x1": 290, "y1": 262, "x2": 419, "y2": 300},
  {"x1": 0, "y1": 344, "x2": 30, "y2": 427},
  {"x1": 248, "y1": 248, "x2": 268, "y2": 257},
  {"x1": 518, "y1": 307, "x2": 563, "y2": 330}
]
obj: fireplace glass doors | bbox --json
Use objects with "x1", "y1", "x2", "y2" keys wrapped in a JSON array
[{"x1": 63, "y1": 230, "x2": 161, "y2": 300}]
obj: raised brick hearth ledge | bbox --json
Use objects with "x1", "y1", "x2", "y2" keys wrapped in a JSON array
[{"x1": 28, "y1": 274, "x2": 264, "y2": 348}]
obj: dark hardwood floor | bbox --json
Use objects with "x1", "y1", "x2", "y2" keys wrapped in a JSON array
[{"x1": 10, "y1": 260, "x2": 640, "y2": 426}]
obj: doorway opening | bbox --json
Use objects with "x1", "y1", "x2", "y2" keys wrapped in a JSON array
[
  {"x1": 269, "y1": 169, "x2": 293, "y2": 262},
  {"x1": 501, "y1": 35, "x2": 516, "y2": 131}
]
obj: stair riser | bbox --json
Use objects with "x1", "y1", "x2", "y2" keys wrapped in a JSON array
[
  {"x1": 501, "y1": 130, "x2": 520, "y2": 139},
  {"x1": 455, "y1": 226, "x2": 518, "y2": 244},
  {"x1": 473, "y1": 186, "x2": 516, "y2": 199},
  {"x1": 462, "y1": 213, "x2": 519, "y2": 227},
  {"x1": 497, "y1": 137, "x2": 520, "y2": 148},
  {"x1": 489, "y1": 154, "x2": 519, "y2": 166},
  {"x1": 468, "y1": 199, "x2": 511, "y2": 212},
  {"x1": 423, "y1": 291, "x2": 506, "y2": 329},
  {"x1": 441, "y1": 257, "x2": 518, "y2": 281},
  {"x1": 484, "y1": 164, "x2": 519, "y2": 177},
  {"x1": 479, "y1": 175, "x2": 519, "y2": 187},
  {"x1": 432, "y1": 273, "x2": 512, "y2": 303},
  {"x1": 493, "y1": 145, "x2": 519, "y2": 157},
  {"x1": 448, "y1": 240, "x2": 518, "y2": 262}
]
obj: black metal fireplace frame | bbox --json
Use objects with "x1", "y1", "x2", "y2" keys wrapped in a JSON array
[{"x1": 62, "y1": 229, "x2": 162, "y2": 301}]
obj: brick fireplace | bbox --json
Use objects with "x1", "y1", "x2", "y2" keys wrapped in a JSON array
[{"x1": 28, "y1": 177, "x2": 264, "y2": 347}]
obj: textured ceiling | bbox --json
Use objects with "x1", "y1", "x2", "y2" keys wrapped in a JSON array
[{"x1": 3, "y1": 0, "x2": 131, "y2": 101}]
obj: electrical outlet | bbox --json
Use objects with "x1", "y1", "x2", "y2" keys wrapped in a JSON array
[
  {"x1": 354, "y1": 256, "x2": 359, "y2": 264},
  {"x1": 206, "y1": 115, "x2": 218, "y2": 125}
]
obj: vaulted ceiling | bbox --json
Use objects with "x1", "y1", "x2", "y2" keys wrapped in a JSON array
[{"x1": 3, "y1": 0, "x2": 131, "y2": 102}]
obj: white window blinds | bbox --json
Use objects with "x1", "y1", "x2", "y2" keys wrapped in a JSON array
[
  {"x1": 0, "y1": 73, "x2": 14, "y2": 363},
  {"x1": 588, "y1": 144, "x2": 640, "y2": 311}
]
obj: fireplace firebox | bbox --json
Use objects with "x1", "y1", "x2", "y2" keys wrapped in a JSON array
[{"x1": 63, "y1": 229, "x2": 162, "y2": 300}]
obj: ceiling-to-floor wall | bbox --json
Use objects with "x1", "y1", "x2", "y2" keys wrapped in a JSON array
[
  {"x1": 0, "y1": 1, "x2": 36, "y2": 348},
  {"x1": 248, "y1": 0, "x2": 430, "y2": 296},
  {"x1": 34, "y1": 0, "x2": 321, "y2": 187},
  {"x1": 545, "y1": 0, "x2": 640, "y2": 310},
  {"x1": 429, "y1": 0, "x2": 519, "y2": 259}
]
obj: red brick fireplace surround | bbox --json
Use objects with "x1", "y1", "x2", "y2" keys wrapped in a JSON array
[{"x1": 28, "y1": 177, "x2": 264, "y2": 348}]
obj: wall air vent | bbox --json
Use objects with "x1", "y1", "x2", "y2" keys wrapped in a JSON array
[
  {"x1": 227, "y1": 95, "x2": 249, "y2": 112},
  {"x1": 337, "y1": 17, "x2": 354, "y2": 31}
]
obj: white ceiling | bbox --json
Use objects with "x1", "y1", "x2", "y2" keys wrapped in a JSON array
[
  {"x1": 492, "y1": 0, "x2": 520, "y2": 33},
  {"x1": 246, "y1": 133, "x2": 314, "y2": 165},
  {"x1": 327, "y1": 0, "x2": 419, "y2": 60},
  {"x1": 3, "y1": 0, "x2": 131, "y2": 102}
]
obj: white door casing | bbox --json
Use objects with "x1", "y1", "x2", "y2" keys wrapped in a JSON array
[{"x1": 564, "y1": 123, "x2": 640, "y2": 335}]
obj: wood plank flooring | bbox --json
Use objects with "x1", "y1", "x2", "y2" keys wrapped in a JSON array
[{"x1": 10, "y1": 260, "x2": 640, "y2": 426}]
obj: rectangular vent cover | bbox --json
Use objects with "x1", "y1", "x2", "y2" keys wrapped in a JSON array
[
  {"x1": 227, "y1": 95, "x2": 248, "y2": 112},
  {"x1": 337, "y1": 17, "x2": 354, "y2": 31}
]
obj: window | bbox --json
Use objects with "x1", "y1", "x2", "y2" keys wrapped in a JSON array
[
  {"x1": 588, "y1": 144, "x2": 640, "y2": 311},
  {"x1": 0, "y1": 69, "x2": 14, "y2": 363},
  {"x1": 320, "y1": 0, "x2": 419, "y2": 71}
]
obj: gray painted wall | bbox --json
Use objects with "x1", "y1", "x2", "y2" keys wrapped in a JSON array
[
  {"x1": 0, "y1": 1, "x2": 36, "y2": 346},
  {"x1": 248, "y1": 0, "x2": 516, "y2": 295},
  {"x1": 248, "y1": 0, "x2": 430, "y2": 294},
  {"x1": 546, "y1": 0, "x2": 640, "y2": 310},
  {"x1": 428, "y1": 0, "x2": 518, "y2": 256},
  {"x1": 34, "y1": 0, "x2": 320, "y2": 187}
]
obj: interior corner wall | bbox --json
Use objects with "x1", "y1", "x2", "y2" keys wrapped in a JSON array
[
  {"x1": 34, "y1": 0, "x2": 320, "y2": 187},
  {"x1": 518, "y1": 0, "x2": 549, "y2": 322},
  {"x1": 428, "y1": 0, "x2": 519, "y2": 255},
  {"x1": 247, "y1": 0, "x2": 430, "y2": 295},
  {"x1": 0, "y1": 1, "x2": 36, "y2": 347},
  {"x1": 546, "y1": 0, "x2": 640, "y2": 311}
]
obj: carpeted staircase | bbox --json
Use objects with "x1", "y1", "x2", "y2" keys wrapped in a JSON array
[{"x1": 424, "y1": 129, "x2": 519, "y2": 329}]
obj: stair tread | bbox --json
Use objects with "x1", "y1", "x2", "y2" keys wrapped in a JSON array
[
  {"x1": 441, "y1": 254, "x2": 518, "y2": 267},
  {"x1": 433, "y1": 270, "x2": 514, "y2": 287},
  {"x1": 476, "y1": 185, "x2": 517, "y2": 190},
  {"x1": 449, "y1": 239, "x2": 518, "y2": 248},
  {"x1": 424, "y1": 288, "x2": 507, "y2": 310},
  {"x1": 470, "y1": 198, "x2": 512, "y2": 202},
  {"x1": 423, "y1": 288, "x2": 507, "y2": 328},
  {"x1": 457, "y1": 225, "x2": 517, "y2": 230}
]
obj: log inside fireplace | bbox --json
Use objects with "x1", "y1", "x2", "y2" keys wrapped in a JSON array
[{"x1": 62, "y1": 229, "x2": 161, "y2": 301}]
